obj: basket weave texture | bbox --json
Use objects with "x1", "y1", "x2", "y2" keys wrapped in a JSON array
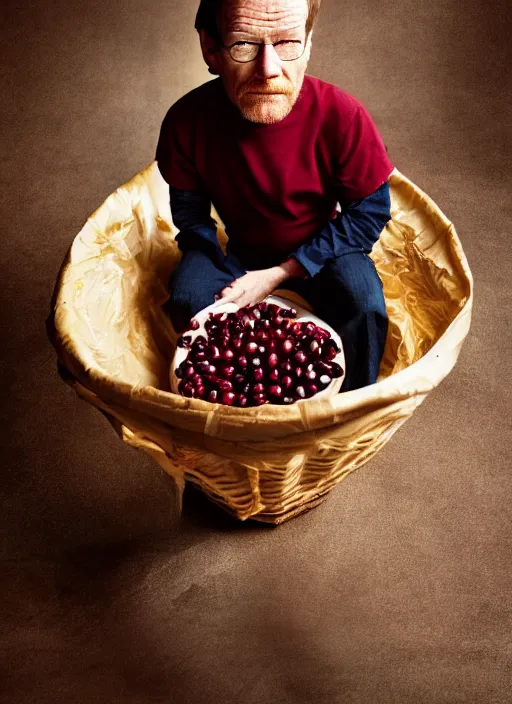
[{"x1": 49, "y1": 161, "x2": 473, "y2": 524}]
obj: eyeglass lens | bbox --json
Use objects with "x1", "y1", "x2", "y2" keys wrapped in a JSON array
[{"x1": 229, "y1": 40, "x2": 304, "y2": 63}]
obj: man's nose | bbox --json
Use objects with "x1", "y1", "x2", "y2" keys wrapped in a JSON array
[{"x1": 254, "y1": 43, "x2": 282, "y2": 80}]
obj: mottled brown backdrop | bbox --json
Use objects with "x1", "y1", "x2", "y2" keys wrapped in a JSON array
[{"x1": 1, "y1": 0, "x2": 511, "y2": 701}]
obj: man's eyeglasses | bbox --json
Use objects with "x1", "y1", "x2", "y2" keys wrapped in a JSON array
[{"x1": 224, "y1": 39, "x2": 306, "y2": 64}]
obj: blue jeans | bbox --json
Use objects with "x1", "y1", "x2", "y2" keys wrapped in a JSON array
[{"x1": 165, "y1": 245, "x2": 388, "y2": 392}]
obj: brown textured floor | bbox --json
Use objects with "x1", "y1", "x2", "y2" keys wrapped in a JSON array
[{"x1": 1, "y1": 0, "x2": 511, "y2": 702}]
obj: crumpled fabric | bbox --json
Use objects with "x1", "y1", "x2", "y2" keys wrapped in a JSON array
[{"x1": 49, "y1": 161, "x2": 473, "y2": 524}]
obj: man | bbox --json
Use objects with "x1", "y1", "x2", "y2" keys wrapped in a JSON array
[{"x1": 155, "y1": 0, "x2": 394, "y2": 391}]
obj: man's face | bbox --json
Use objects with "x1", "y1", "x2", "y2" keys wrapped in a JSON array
[{"x1": 202, "y1": 0, "x2": 312, "y2": 124}]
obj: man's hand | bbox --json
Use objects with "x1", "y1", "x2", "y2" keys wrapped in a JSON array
[{"x1": 217, "y1": 258, "x2": 307, "y2": 308}]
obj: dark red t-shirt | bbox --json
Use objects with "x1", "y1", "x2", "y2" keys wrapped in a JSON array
[{"x1": 155, "y1": 75, "x2": 393, "y2": 257}]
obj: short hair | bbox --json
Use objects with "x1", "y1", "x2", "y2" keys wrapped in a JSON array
[{"x1": 195, "y1": 0, "x2": 322, "y2": 45}]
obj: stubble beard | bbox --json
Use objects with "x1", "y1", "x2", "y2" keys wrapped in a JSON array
[{"x1": 236, "y1": 76, "x2": 305, "y2": 124}]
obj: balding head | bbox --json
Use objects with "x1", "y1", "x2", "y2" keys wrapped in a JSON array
[{"x1": 195, "y1": 0, "x2": 322, "y2": 44}]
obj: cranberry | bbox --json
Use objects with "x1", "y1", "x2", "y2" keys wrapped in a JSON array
[
  {"x1": 222, "y1": 391, "x2": 236, "y2": 406},
  {"x1": 268, "y1": 353, "x2": 279, "y2": 368},
  {"x1": 237, "y1": 355, "x2": 249, "y2": 369},
  {"x1": 268, "y1": 369, "x2": 280, "y2": 382},
  {"x1": 281, "y1": 375, "x2": 293, "y2": 390},
  {"x1": 177, "y1": 335, "x2": 192, "y2": 348},
  {"x1": 268, "y1": 385, "x2": 282, "y2": 398},
  {"x1": 281, "y1": 339, "x2": 294, "y2": 355},
  {"x1": 206, "y1": 345, "x2": 220, "y2": 360},
  {"x1": 182, "y1": 382, "x2": 195, "y2": 397},
  {"x1": 294, "y1": 350, "x2": 307, "y2": 364},
  {"x1": 330, "y1": 362, "x2": 344, "y2": 378},
  {"x1": 322, "y1": 342, "x2": 338, "y2": 361},
  {"x1": 314, "y1": 328, "x2": 330, "y2": 340},
  {"x1": 316, "y1": 361, "x2": 333, "y2": 375},
  {"x1": 280, "y1": 307, "x2": 296, "y2": 318}
]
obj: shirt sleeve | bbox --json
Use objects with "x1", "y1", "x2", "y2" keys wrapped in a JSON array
[
  {"x1": 170, "y1": 186, "x2": 221, "y2": 258},
  {"x1": 334, "y1": 102, "x2": 394, "y2": 206},
  {"x1": 169, "y1": 187, "x2": 246, "y2": 278},
  {"x1": 155, "y1": 104, "x2": 203, "y2": 191},
  {"x1": 291, "y1": 181, "x2": 392, "y2": 279}
]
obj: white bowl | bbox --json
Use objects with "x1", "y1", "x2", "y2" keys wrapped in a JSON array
[{"x1": 170, "y1": 295, "x2": 345, "y2": 403}]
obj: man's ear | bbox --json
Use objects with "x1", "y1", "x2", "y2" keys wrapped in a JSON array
[
  {"x1": 303, "y1": 29, "x2": 314, "y2": 64},
  {"x1": 199, "y1": 29, "x2": 221, "y2": 75}
]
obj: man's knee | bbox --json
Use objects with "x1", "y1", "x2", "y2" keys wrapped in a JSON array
[
  {"x1": 322, "y1": 254, "x2": 388, "y2": 391},
  {"x1": 326, "y1": 252, "x2": 386, "y2": 318},
  {"x1": 166, "y1": 249, "x2": 234, "y2": 331}
]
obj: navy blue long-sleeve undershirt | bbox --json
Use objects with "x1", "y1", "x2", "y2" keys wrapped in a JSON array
[{"x1": 169, "y1": 181, "x2": 391, "y2": 278}]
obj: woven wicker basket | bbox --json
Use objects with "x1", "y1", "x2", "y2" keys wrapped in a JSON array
[{"x1": 48, "y1": 161, "x2": 473, "y2": 524}]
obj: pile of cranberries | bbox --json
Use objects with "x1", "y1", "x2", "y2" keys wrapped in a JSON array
[{"x1": 174, "y1": 302, "x2": 344, "y2": 407}]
